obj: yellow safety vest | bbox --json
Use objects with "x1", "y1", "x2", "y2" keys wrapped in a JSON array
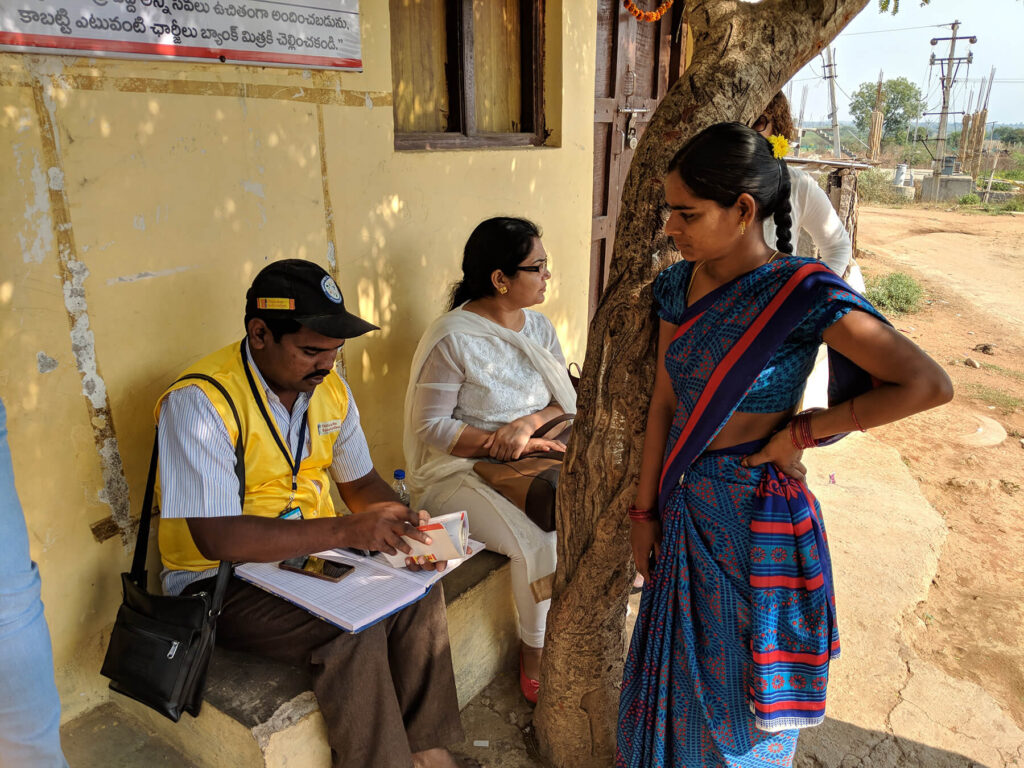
[{"x1": 157, "y1": 340, "x2": 349, "y2": 573}]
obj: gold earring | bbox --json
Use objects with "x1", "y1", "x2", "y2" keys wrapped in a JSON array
[
  {"x1": 498, "y1": 285, "x2": 508, "y2": 295},
  {"x1": 739, "y1": 221, "x2": 747, "y2": 235}
]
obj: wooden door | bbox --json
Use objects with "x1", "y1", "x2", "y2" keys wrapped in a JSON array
[{"x1": 590, "y1": 2, "x2": 690, "y2": 319}]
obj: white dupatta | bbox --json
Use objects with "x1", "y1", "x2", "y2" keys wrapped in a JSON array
[
  {"x1": 402, "y1": 307, "x2": 577, "y2": 593},
  {"x1": 403, "y1": 307, "x2": 576, "y2": 495}
]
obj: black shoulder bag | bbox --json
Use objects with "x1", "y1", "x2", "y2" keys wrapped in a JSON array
[{"x1": 100, "y1": 374, "x2": 244, "y2": 722}]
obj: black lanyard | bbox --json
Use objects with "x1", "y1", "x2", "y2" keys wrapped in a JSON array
[{"x1": 240, "y1": 341, "x2": 309, "y2": 496}]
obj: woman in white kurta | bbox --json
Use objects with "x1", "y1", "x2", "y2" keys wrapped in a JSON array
[{"x1": 403, "y1": 217, "x2": 576, "y2": 704}]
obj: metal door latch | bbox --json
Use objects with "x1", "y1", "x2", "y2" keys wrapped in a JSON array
[{"x1": 618, "y1": 106, "x2": 648, "y2": 151}]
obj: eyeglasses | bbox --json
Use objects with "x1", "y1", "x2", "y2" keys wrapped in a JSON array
[
  {"x1": 750, "y1": 115, "x2": 770, "y2": 133},
  {"x1": 516, "y1": 263, "x2": 548, "y2": 273}
]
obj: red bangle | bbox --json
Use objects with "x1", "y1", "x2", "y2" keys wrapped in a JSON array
[
  {"x1": 802, "y1": 413, "x2": 815, "y2": 448},
  {"x1": 788, "y1": 409, "x2": 824, "y2": 450},
  {"x1": 627, "y1": 506, "x2": 657, "y2": 522},
  {"x1": 789, "y1": 419, "x2": 802, "y2": 450},
  {"x1": 850, "y1": 398, "x2": 866, "y2": 432}
]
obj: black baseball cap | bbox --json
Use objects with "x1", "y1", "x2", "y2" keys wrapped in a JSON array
[{"x1": 245, "y1": 260, "x2": 379, "y2": 339}]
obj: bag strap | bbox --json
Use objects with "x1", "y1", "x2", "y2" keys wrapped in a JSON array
[
  {"x1": 531, "y1": 412, "x2": 575, "y2": 440},
  {"x1": 567, "y1": 362, "x2": 582, "y2": 384},
  {"x1": 130, "y1": 373, "x2": 246, "y2": 618},
  {"x1": 129, "y1": 433, "x2": 162, "y2": 583}
]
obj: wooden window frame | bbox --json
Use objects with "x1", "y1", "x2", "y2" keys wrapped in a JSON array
[{"x1": 393, "y1": 0, "x2": 547, "y2": 151}]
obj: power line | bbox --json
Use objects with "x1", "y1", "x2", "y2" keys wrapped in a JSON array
[
  {"x1": 834, "y1": 79, "x2": 855, "y2": 102},
  {"x1": 843, "y1": 23, "x2": 948, "y2": 36}
]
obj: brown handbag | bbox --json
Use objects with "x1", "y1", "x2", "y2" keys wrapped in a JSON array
[{"x1": 472, "y1": 414, "x2": 573, "y2": 532}]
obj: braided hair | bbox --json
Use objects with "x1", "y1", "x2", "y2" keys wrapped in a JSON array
[
  {"x1": 772, "y1": 160, "x2": 793, "y2": 254},
  {"x1": 666, "y1": 122, "x2": 794, "y2": 254},
  {"x1": 447, "y1": 217, "x2": 542, "y2": 310}
]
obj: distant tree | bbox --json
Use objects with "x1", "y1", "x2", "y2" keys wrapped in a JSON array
[
  {"x1": 849, "y1": 76, "x2": 926, "y2": 141},
  {"x1": 993, "y1": 126, "x2": 1024, "y2": 146}
]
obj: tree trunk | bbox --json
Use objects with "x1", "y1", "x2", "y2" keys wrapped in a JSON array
[
  {"x1": 827, "y1": 168, "x2": 860, "y2": 264},
  {"x1": 534, "y1": 2, "x2": 871, "y2": 765}
]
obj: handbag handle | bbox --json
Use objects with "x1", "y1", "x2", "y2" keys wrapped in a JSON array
[
  {"x1": 130, "y1": 374, "x2": 246, "y2": 615},
  {"x1": 567, "y1": 362, "x2": 582, "y2": 393},
  {"x1": 531, "y1": 412, "x2": 575, "y2": 440},
  {"x1": 518, "y1": 412, "x2": 575, "y2": 461}
]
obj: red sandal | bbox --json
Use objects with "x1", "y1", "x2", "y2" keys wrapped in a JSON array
[{"x1": 519, "y1": 650, "x2": 540, "y2": 704}]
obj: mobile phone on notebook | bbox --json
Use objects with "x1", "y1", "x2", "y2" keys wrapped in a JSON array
[{"x1": 278, "y1": 555, "x2": 353, "y2": 583}]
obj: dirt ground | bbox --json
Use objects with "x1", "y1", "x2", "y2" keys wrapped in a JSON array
[{"x1": 856, "y1": 205, "x2": 1024, "y2": 732}]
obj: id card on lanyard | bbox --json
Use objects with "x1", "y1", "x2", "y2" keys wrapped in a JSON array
[{"x1": 241, "y1": 342, "x2": 311, "y2": 517}]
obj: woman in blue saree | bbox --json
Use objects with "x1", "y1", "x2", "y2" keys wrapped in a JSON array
[{"x1": 617, "y1": 123, "x2": 953, "y2": 768}]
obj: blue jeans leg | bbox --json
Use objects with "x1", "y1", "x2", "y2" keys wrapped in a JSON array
[{"x1": 0, "y1": 398, "x2": 68, "y2": 767}]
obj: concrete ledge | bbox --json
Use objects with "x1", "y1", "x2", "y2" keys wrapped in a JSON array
[
  {"x1": 921, "y1": 174, "x2": 974, "y2": 202},
  {"x1": 113, "y1": 551, "x2": 514, "y2": 768}
]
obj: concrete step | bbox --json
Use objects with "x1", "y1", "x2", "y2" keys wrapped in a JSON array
[
  {"x1": 106, "y1": 551, "x2": 516, "y2": 767},
  {"x1": 62, "y1": 701, "x2": 197, "y2": 767}
]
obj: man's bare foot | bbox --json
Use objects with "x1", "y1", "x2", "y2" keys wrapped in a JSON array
[
  {"x1": 521, "y1": 642, "x2": 542, "y2": 681},
  {"x1": 411, "y1": 747, "x2": 464, "y2": 768}
]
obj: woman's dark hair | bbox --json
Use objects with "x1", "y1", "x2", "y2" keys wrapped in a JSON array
[
  {"x1": 447, "y1": 217, "x2": 543, "y2": 310},
  {"x1": 666, "y1": 122, "x2": 793, "y2": 254},
  {"x1": 763, "y1": 91, "x2": 796, "y2": 142}
]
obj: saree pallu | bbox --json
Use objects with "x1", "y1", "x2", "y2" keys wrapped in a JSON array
[{"x1": 618, "y1": 258, "x2": 886, "y2": 767}]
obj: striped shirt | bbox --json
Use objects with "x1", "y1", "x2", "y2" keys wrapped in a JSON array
[{"x1": 159, "y1": 341, "x2": 373, "y2": 595}]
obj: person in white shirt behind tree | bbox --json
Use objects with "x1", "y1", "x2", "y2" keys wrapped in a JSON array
[{"x1": 754, "y1": 91, "x2": 865, "y2": 408}]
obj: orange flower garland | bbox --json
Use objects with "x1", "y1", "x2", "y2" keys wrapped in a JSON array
[{"x1": 622, "y1": 0, "x2": 674, "y2": 23}]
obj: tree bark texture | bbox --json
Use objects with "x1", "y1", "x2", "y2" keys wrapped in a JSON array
[{"x1": 534, "y1": 2, "x2": 871, "y2": 766}]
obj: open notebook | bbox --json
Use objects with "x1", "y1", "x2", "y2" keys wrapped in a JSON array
[{"x1": 234, "y1": 541, "x2": 482, "y2": 633}]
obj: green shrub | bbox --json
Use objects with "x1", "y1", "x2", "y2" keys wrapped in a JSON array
[
  {"x1": 1001, "y1": 195, "x2": 1024, "y2": 213},
  {"x1": 958, "y1": 193, "x2": 981, "y2": 205},
  {"x1": 989, "y1": 181, "x2": 1013, "y2": 192},
  {"x1": 857, "y1": 169, "x2": 910, "y2": 205},
  {"x1": 865, "y1": 272, "x2": 924, "y2": 313},
  {"x1": 996, "y1": 152, "x2": 1024, "y2": 181}
]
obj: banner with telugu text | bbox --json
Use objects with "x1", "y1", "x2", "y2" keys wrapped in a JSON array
[{"x1": 0, "y1": 0, "x2": 361, "y2": 70}]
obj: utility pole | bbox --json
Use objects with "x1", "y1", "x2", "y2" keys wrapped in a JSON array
[
  {"x1": 928, "y1": 21, "x2": 976, "y2": 199},
  {"x1": 794, "y1": 84, "x2": 808, "y2": 157},
  {"x1": 959, "y1": 87, "x2": 974, "y2": 166},
  {"x1": 972, "y1": 67, "x2": 997, "y2": 178},
  {"x1": 868, "y1": 69, "x2": 885, "y2": 160},
  {"x1": 823, "y1": 46, "x2": 842, "y2": 159},
  {"x1": 983, "y1": 122, "x2": 999, "y2": 204},
  {"x1": 981, "y1": 67, "x2": 996, "y2": 111}
]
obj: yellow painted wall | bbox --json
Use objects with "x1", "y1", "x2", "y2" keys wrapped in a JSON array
[{"x1": 0, "y1": 0, "x2": 596, "y2": 719}]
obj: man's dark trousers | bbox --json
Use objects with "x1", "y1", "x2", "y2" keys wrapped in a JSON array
[{"x1": 187, "y1": 577, "x2": 463, "y2": 768}]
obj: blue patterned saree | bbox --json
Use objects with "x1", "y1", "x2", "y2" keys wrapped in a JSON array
[{"x1": 617, "y1": 257, "x2": 885, "y2": 768}]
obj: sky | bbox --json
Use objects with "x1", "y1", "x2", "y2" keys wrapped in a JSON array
[{"x1": 785, "y1": 0, "x2": 1024, "y2": 126}]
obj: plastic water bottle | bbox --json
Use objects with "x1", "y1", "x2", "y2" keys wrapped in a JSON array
[{"x1": 392, "y1": 469, "x2": 411, "y2": 506}]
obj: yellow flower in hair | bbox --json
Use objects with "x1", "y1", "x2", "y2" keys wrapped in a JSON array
[{"x1": 768, "y1": 134, "x2": 790, "y2": 160}]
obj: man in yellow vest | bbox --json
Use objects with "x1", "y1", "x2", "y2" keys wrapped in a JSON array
[{"x1": 156, "y1": 260, "x2": 467, "y2": 768}]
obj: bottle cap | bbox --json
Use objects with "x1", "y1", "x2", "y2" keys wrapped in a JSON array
[{"x1": 393, "y1": 469, "x2": 406, "y2": 479}]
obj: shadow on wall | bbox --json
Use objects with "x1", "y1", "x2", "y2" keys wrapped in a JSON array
[
  {"x1": 344, "y1": 186, "x2": 590, "y2": 403},
  {"x1": 57, "y1": 79, "x2": 334, "y2": 544},
  {"x1": 796, "y1": 718, "x2": 987, "y2": 767}
]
